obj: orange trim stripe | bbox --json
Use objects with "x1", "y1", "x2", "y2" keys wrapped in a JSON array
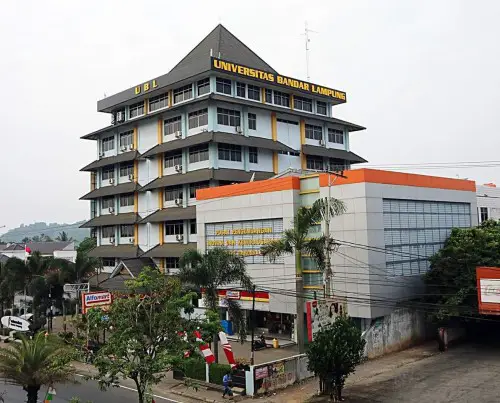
[
  {"x1": 196, "y1": 176, "x2": 300, "y2": 200},
  {"x1": 319, "y1": 169, "x2": 476, "y2": 192}
]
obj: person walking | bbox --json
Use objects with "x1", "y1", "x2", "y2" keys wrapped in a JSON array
[{"x1": 222, "y1": 371, "x2": 233, "y2": 399}]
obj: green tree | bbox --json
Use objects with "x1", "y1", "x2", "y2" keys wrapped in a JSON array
[
  {"x1": 0, "y1": 333, "x2": 76, "y2": 403},
  {"x1": 88, "y1": 267, "x2": 197, "y2": 403},
  {"x1": 261, "y1": 204, "x2": 331, "y2": 352},
  {"x1": 424, "y1": 220, "x2": 500, "y2": 320},
  {"x1": 77, "y1": 237, "x2": 97, "y2": 255},
  {"x1": 56, "y1": 231, "x2": 73, "y2": 242},
  {"x1": 306, "y1": 315, "x2": 365, "y2": 401},
  {"x1": 21, "y1": 237, "x2": 31, "y2": 243},
  {"x1": 179, "y1": 248, "x2": 252, "y2": 362}
]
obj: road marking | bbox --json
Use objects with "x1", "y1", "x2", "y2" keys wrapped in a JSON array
[{"x1": 75, "y1": 374, "x2": 184, "y2": 402}]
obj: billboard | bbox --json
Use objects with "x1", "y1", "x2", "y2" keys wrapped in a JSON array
[
  {"x1": 306, "y1": 298, "x2": 347, "y2": 342},
  {"x1": 81, "y1": 291, "x2": 113, "y2": 314},
  {"x1": 205, "y1": 219, "x2": 284, "y2": 264},
  {"x1": 476, "y1": 267, "x2": 500, "y2": 315}
]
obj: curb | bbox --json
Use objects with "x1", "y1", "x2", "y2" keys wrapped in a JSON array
[{"x1": 170, "y1": 389, "x2": 222, "y2": 403}]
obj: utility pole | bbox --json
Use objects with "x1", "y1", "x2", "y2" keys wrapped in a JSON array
[
  {"x1": 250, "y1": 285, "x2": 256, "y2": 365},
  {"x1": 303, "y1": 22, "x2": 318, "y2": 81}
]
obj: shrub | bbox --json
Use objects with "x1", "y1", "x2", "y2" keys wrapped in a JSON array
[
  {"x1": 209, "y1": 363, "x2": 231, "y2": 385},
  {"x1": 180, "y1": 358, "x2": 205, "y2": 381}
]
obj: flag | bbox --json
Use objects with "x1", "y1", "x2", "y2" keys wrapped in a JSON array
[
  {"x1": 25, "y1": 245, "x2": 32, "y2": 254},
  {"x1": 194, "y1": 329, "x2": 215, "y2": 364},
  {"x1": 219, "y1": 331, "x2": 237, "y2": 368}
]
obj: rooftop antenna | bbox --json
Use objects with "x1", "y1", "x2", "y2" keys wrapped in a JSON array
[{"x1": 302, "y1": 21, "x2": 318, "y2": 81}]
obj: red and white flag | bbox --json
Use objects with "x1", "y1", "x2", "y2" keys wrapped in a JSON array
[
  {"x1": 194, "y1": 329, "x2": 215, "y2": 364},
  {"x1": 25, "y1": 245, "x2": 32, "y2": 254},
  {"x1": 218, "y1": 331, "x2": 237, "y2": 368}
]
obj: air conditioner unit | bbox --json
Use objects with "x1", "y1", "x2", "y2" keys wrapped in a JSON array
[
  {"x1": 116, "y1": 111, "x2": 125, "y2": 123},
  {"x1": 174, "y1": 131, "x2": 182, "y2": 139},
  {"x1": 128, "y1": 173, "x2": 134, "y2": 181},
  {"x1": 176, "y1": 234, "x2": 184, "y2": 242},
  {"x1": 109, "y1": 237, "x2": 115, "y2": 244},
  {"x1": 99, "y1": 152, "x2": 105, "y2": 158},
  {"x1": 128, "y1": 144, "x2": 134, "y2": 150},
  {"x1": 120, "y1": 146, "x2": 127, "y2": 152},
  {"x1": 174, "y1": 164, "x2": 182, "y2": 172},
  {"x1": 128, "y1": 237, "x2": 134, "y2": 244},
  {"x1": 174, "y1": 198, "x2": 183, "y2": 206},
  {"x1": 235, "y1": 126, "x2": 242, "y2": 133},
  {"x1": 108, "y1": 206, "x2": 115, "y2": 213},
  {"x1": 201, "y1": 128, "x2": 208, "y2": 132},
  {"x1": 108, "y1": 178, "x2": 115, "y2": 184},
  {"x1": 319, "y1": 139, "x2": 325, "y2": 146}
]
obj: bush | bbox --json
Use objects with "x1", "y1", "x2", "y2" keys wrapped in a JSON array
[
  {"x1": 209, "y1": 363, "x2": 231, "y2": 385},
  {"x1": 181, "y1": 359, "x2": 206, "y2": 381}
]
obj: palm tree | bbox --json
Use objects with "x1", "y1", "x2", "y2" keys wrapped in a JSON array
[
  {"x1": 56, "y1": 231, "x2": 73, "y2": 242},
  {"x1": 57, "y1": 250, "x2": 98, "y2": 285},
  {"x1": 179, "y1": 247, "x2": 253, "y2": 362},
  {"x1": 0, "y1": 333, "x2": 75, "y2": 403},
  {"x1": 261, "y1": 202, "x2": 341, "y2": 353}
]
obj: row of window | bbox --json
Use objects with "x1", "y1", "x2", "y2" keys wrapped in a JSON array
[
  {"x1": 101, "y1": 219, "x2": 197, "y2": 239},
  {"x1": 102, "y1": 224, "x2": 135, "y2": 238},
  {"x1": 101, "y1": 163, "x2": 134, "y2": 180},
  {"x1": 306, "y1": 156, "x2": 350, "y2": 171},
  {"x1": 101, "y1": 193, "x2": 135, "y2": 209},
  {"x1": 102, "y1": 130, "x2": 134, "y2": 153},
  {"x1": 305, "y1": 124, "x2": 344, "y2": 144},
  {"x1": 163, "y1": 144, "x2": 259, "y2": 167},
  {"x1": 101, "y1": 257, "x2": 181, "y2": 270}
]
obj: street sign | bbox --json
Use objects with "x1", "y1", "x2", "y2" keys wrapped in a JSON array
[
  {"x1": 81, "y1": 291, "x2": 113, "y2": 314},
  {"x1": 1, "y1": 316, "x2": 30, "y2": 332}
]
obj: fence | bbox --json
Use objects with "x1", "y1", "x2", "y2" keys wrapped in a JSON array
[{"x1": 245, "y1": 354, "x2": 314, "y2": 396}]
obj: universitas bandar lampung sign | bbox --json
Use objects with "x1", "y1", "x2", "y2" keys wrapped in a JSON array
[{"x1": 476, "y1": 267, "x2": 500, "y2": 315}]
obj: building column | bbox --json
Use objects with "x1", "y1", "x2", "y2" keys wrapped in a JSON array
[
  {"x1": 208, "y1": 103, "x2": 216, "y2": 132},
  {"x1": 271, "y1": 113, "x2": 278, "y2": 174},
  {"x1": 345, "y1": 129, "x2": 350, "y2": 152},
  {"x1": 300, "y1": 119, "x2": 306, "y2": 169}
]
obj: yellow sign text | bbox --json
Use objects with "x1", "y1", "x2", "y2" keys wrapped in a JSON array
[{"x1": 134, "y1": 79, "x2": 158, "y2": 95}]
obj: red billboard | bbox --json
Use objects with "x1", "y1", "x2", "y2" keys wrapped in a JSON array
[{"x1": 476, "y1": 267, "x2": 500, "y2": 315}]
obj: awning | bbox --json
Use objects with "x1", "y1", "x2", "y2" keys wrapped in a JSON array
[
  {"x1": 141, "y1": 132, "x2": 295, "y2": 158},
  {"x1": 80, "y1": 213, "x2": 140, "y2": 228},
  {"x1": 140, "y1": 169, "x2": 275, "y2": 192},
  {"x1": 140, "y1": 206, "x2": 196, "y2": 223},
  {"x1": 80, "y1": 182, "x2": 140, "y2": 200},
  {"x1": 80, "y1": 151, "x2": 140, "y2": 171},
  {"x1": 141, "y1": 243, "x2": 197, "y2": 258},
  {"x1": 302, "y1": 145, "x2": 367, "y2": 164},
  {"x1": 88, "y1": 245, "x2": 144, "y2": 258}
]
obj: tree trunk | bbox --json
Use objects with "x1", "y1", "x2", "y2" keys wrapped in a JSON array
[
  {"x1": 295, "y1": 251, "x2": 305, "y2": 353},
  {"x1": 213, "y1": 333, "x2": 219, "y2": 363},
  {"x1": 25, "y1": 386, "x2": 39, "y2": 403}
]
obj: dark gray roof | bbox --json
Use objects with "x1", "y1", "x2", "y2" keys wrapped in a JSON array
[
  {"x1": 88, "y1": 245, "x2": 144, "y2": 258},
  {"x1": 98, "y1": 257, "x2": 156, "y2": 291},
  {"x1": 97, "y1": 24, "x2": 275, "y2": 112},
  {"x1": 302, "y1": 145, "x2": 367, "y2": 164},
  {"x1": 97, "y1": 274, "x2": 132, "y2": 291},
  {"x1": 140, "y1": 207, "x2": 196, "y2": 224},
  {"x1": 80, "y1": 183, "x2": 140, "y2": 200},
  {"x1": 141, "y1": 243, "x2": 197, "y2": 258},
  {"x1": 121, "y1": 257, "x2": 156, "y2": 277},
  {"x1": 80, "y1": 213, "x2": 141, "y2": 228},
  {"x1": 88, "y1": 272, "x2": 111, "y2": 288},
  {"x1": 140, "y1": 168, "x2": 274, "y2": 192},
  {"x1": 80, "y1": 151, "x2": 140, "y2": 172},
  {"x1": 3, "y1": 242, "x2": 74, "y2": 254},
  {"x1": 141, "y1": 131, "x2": 295, "y2": 158}
]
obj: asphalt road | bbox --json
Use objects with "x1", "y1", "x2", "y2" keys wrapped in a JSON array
[{"x1": 0, "y1": 377, "x2": 185, "y2": 403}]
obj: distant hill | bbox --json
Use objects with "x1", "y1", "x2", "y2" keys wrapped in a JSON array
[{"x1": 0, "y1": 221, "x2": 89, "y2": 243}]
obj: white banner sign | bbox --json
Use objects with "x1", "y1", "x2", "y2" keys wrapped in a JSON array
[
  {"x1": 480, "y1": 279, "x2": 500, "y2": 303},
  {"x1": 1, "y1": 316, "x2": 30, "y2": 332}
]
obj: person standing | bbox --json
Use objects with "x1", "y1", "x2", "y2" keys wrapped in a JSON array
[{"x1": 222, "y1": 371, "x2": 233, "y2": 399}]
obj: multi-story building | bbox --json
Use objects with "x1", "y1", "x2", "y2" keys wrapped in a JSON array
[
  {"x1": 80, "y1": 24, "x2": 366, "y2": 273},
  {"x1": 476, "y1": 183, "x2": 500, "y2": 223}
]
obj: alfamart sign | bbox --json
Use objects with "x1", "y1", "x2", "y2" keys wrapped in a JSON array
[{"x1": 81, "y1": 291, "x2": 113, "y2": 314}]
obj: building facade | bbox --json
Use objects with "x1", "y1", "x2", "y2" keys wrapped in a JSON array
[
  {"x1": 80, "y1": 25, "x2": 366, "y2": 273},
  {"x1": 195, "y1": 169, "x2": 477, "y2": 341},
  {"x1": 0, "y1": 242, "x2": 77, "y2": 262},
  {"x1": 476, "y1": 183, "x2": 500, "y2": 223}
]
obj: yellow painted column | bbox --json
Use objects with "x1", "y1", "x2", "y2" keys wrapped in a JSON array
[
  {"x1": 300, "y1": 119, "x2": 306, "y2": 169},
  {"x1": 168, "y1": 90, "x2": 173, "y2": 107},
  {"x1": 290, "y1": 94, "x2": 294, "y2": 110},
  {"x1": 159, "y1": 223, "x2": 165, "y2": 245},
  {"x1": 159, "y1": 258, "x2": 165, "y2": 274},
  {"x1": 134, "y1": 160, "x2": 138, "y2": 182},
  {"x1": 158, "y1": 153, "x2": 164, "y2": 178},
  {"x1": 144, "y1": 99, "x2": 148, "y2": 115},
  {"x1": 90, "y1": 172, "x2": 96, "y2": 190},
  {"x1": 271, "y1": 112, "x2": 278, "y2": 174},
  {"x1": 134, "y1": 224, "x2": 139, "y2": 246},
  {"x1": 158, "y1": 188, "x2": 164, "y2": 210},
  {"x1": 157, "y1": 119, "x2": 162, "y2": 144},
  {"x1": 261, "y1": 88, "x2": 266, "y2": 104},
  {"x1": 134, "y1": 192, "x2": 138, "y2": 213},
  {"x1": 133, "y1": 127, "x2": 138, "y2": 150}
]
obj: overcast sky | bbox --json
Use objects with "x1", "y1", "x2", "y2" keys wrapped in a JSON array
[{"x1": 1, "y1": 0, "x2": 498, "y2": 233}]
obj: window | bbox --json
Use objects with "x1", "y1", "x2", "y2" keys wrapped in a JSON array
[
  {"x1": 480, "y1": 207, "x2": 489, "y2": 222},
  {"x1": 102, "y1": 166, "x2": 114, "y2": 181},
  {"x1": 248, "y1": 113, "x2": 257, "y2": 130},
  {"x1": 173, "y1": 84, "x2": 193, "y2": 104},
  {"x1": 164, "y1": 116, "x2": 182, "y2": 136},
  {"x1": 317, "y1": 101, "x2": 327, "y2": 115},
  {"x1": 165, "y1": 185, "x2": 183, "y2": 202},
  {"x1": 306, "y1": 156, "x2": 324, "y2": 170},
  {"x1": 120, "y1": 193, "x2": 134, "y2": 207},
  {"x1": 119, "y1": 162, "x2": 134, "y2": 177},
  {"x1": 165, "y1": 257, "x2": 180, "y2": 270},
  {"x1": 249, "y1": 147, "x2": 258, "y2": 164},
  {"x1": 102, "y1": 226, "x2": 115, "y2": 238},
  {"x1": 164, "y1": 151, "x2": 182, "y2": 168},
  {"x1": 188, "y1": 108, "x2": 208, "y2": 129},
  {"x1": 102, "y1": 258, "x2": 115, "y2": 267},
  {"x1": 328, "y1": 128, "x2": 344, "y2": 144},
  {"x1": 328, "y1": 159, "x2": 349, "y2": 172},
  {"x1": 165, "y1": 220, "x2": 184, "y2": 236},
  {"x1": 189, "y1": 181, "x2": 209, "y2": 198},
  {"x1": 190, "y1": 220, "x2": 197, "y2": 234},
  {"x1": 102, "y1": 136, "x2": 114, "y2": 152},
  {"x1": 217, "y1": 108, "x2": 241, "y2": 127},
  {"x1": 278, "y1": 150, "x2": 300, "y2": 157},
  {"x1": 294, "y1": 96, "x2": 312, "y2": 112},
  {"x1": 189, "y1": 144, "x2": 209, "y2": 163},
  {"x1": 305, "y1": 124, "x2": 323, "y2": 141},
  {"x1": 149, "y1": 93, "x2": 168, "y2": 112},
  {"x1": 236, "y1": 82, "x2": 246, "y2": 97},
  {"x1": 248, "y1": 84, "x2": 260, "y2": 101},
  {"x1": 265, "y1": 89, "x2": 272, "y2": 103},
  {"x1": 277, "y1": 118, "x2": 299, "y2": 125},
  {"x1": 273, "y1": 91, "x2": 290, "y2": 107},
  {"x1": 129, "y1": 101, "x2": 145, "y2": 118},
  {"x1": 120, "y1": 224, "x2": 134, "y2": 238},
  {"x1": 218, "y1": 144, "x2": 242, "y2": 162},
  {"x1": 216, "y1": 78, "x2": 232, "y2": 95},
  {"x1": 197, "y1": 78, "x2": 210, "y2": 96},
  {"x1": 102, "y1": 197, "x2": 114, "y2": 209},
  {"x1": 119, "y1": 130, "x2": 133, "y2": 149}
]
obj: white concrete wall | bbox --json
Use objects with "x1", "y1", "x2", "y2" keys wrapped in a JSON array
[
  {"x1": 276, "y1": 117, "x2": 300, "y2": 151},
  {"x1": 278, "y1": 154, "x2": 301, "y2": 171},
  {"x1": 137, "y1": 119, "x2": 157, "y2": 154}
]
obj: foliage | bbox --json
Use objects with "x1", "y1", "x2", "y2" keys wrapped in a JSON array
[
  {"x1": 56, "y1": 231, "x2": 73, "y2": 242},
  {"x1": 77, "y1": 237, "x2": 97, "y2": 256},
  {"x1": 424, "y1": 220, "x2": 500, "y2": 321},
  {"x1": 209, "y1": 362, "x2": 231, "y2": 385},
  {"x1": 307, "y1": 315, "x2": 365, "y2": 400},
  {"x1": 0, "y1": 333, "x2": 76, "y2": 403},
  {"x1": 0, "y1": 221, "x2": 88, "y2": 243},
  {"x1": 179, "y1": 248, "x2": 252, "y2": 349},
  {"x1": 87, "y1": 266, "x2": 200, "y2": 403},
  {"x1": 177, "y1": 358, "x2": 231, "y2": 385}
]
